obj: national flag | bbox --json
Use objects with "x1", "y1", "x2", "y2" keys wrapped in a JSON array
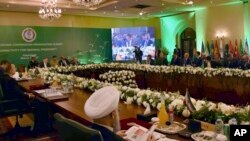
[
  {"x1": 201, "y1": 41, "x2": 206, "y2": 56},
  {"x1": 224, "y1": 43, "x2": 229, "y2": 58},
  {"x1": 234, "y1": 40, "x2": 239, "y2": 57},
  {"x1": 245, "y1": 39, "x2": 250, "y2": 55},
  {"x1": 239, "y1": 39, "x2": 244, "y2": 56},
  {"x1": 219, "y1": 38, "x2": 224, "y2": 58},
  {"x1": 206, "y1": 41, "x2": 210, "y2": 56},
  {"x1": 214, "y1": 39, "x2": 219, "y2": 57},
  {"x1": 192, "y1": 47, "x2": 197, "y2": 62},
  {"x1": 210, "y1": 40, "x2": 214, "y2": 58},
  {"x1": 184, "y1": 89, "x2": 196, "y2": 113},
  {"x1": 193, "y1": 45, "x2": 197, "y2": 54},
  {"x1": 229, "y1": 40, "x2": 234, "y2": 55}
]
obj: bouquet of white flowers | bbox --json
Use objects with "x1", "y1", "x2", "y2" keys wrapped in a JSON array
[{"x1": 99, "y1": 70, "x2": 138, "y2": 88}]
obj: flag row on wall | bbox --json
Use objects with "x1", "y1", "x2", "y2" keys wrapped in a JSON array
[{"x1": 201, "y1": 39, "x2": 249, "y2": 58}]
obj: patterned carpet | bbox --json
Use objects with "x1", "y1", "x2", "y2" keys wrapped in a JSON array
[
  {"x1": 0, "y1": 114, "x2": 61, "y2": 141},
  {"x1": 0, "y1": 117, "x2": 12, "y2": 135}
]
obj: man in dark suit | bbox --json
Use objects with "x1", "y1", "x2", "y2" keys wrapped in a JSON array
[
  {"x1": 27, "y1": 56, "x2": 39, "y2": 69},
  {"x1": 89, "y1": 123, "x2": 126, "y2": 141},
  {"x1": 70, "y1": 57, "x2": 80, "y2": 66},
  {"x1": 192, "y1": 51, "x2": 203, "y2": 67},
  {"x1": 1, "y1": 64, "x2": 28, "y2": 100},
  {"x1": 0, "y1": 60, "x2": 10, "y2": 75},
  {"x1": 125, "y1": 34, "x2": 136, "y2": 47},
  {"x1": 204, "y1": 56, "x2": 212, "y2": 68},
  {"x1": 141, "y1": 33, "x2": 154, "y2": 47},
  {"x1": 1, "y1": 63, "x2": 52, "y2": 132},
  {"x1": 170, "y1": 53, "x2": 182, "y2": 66},
  {"x1": 146, "y1": 55, "x2": 154, "y2": 65},
  {"x1": 223, "y1": 53, "x2": 238, "y2": 68},
  {"x1": 211, "y1": 54, "x2": 223, "y2": 68},
  {"x1": 173, "y1": 45, "x2": 181, "y2": 58},
  {"x1": 39, "y1": 57, "x2": 51, "y2": 68},
  {"x1": 59, "y1": 56, "x2": 70, "y2": 66},
  {"x1": 134, "y1": 46, "x2": 143, "y2": 64},
  {"x1": 238, "y1": 55, "x2": 250, "y2": 70},
  {"x1": 155, "y1": 50, "x2": 168, "y2": 66},
  {"x1": 182, "y1": 53, "x2": 192, "y2": 66}
]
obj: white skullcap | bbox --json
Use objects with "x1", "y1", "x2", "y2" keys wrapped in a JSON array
[{"x1": 84, "y1": 86, "x2": 120, "y2": 119}]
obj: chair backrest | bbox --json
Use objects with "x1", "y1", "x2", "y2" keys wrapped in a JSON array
[
  {"x1": 0, "y1": 79, "x2": 4, "y2": 113},
  {"x1": 0, "y1": 75, "x2": 31, "y2": 118},
  {"x1": 54, "y1": 113, "x2": 104, "y2": 141},
  {"x1": 0, "y1": 80, "x2": 4, "y2": 100},
  {"x1": 0, "y1": 75, "x2": 9, "y2": 100},
  {"x1": 0, "y1": 75, "x2": 4, "y2": 100}
]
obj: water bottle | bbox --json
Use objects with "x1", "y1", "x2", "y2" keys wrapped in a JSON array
[
  {"x1": 169, "y1": 106, "x2": 174, "y2": 125},
  {"x1": 225, "y1": 118, "x2": 237, "y2": 140},
  {"x1": 228, "y1": 118, "x2": 237, "y2": 125},
  {"x1": 215, "y1": 117, "x2": 224, "y2": 134}
]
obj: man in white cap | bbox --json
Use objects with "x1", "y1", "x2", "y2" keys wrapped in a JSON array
[
  {"x1": 84, "y1": 86, "x2": 156, "y2": 141},
  {"x1": 84, "y1": 86, "x2": 125, "y2": 141}
]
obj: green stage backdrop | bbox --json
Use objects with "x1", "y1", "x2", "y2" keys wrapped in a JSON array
[{"x1": 0, "y1": 26, "x2": 112, "y2": 67}]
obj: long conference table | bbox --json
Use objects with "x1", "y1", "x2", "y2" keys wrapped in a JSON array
[
  {"x1": 18, "y1": 78, "x2": 191, "y2": 141},
  {"x1": 71, "y1": 69, "x2": 250, "y2": 105}
]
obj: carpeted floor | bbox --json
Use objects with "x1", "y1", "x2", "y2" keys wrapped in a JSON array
[
  {"x1": 0, "y1": 117, "x2": 12, "y2": 135},
  {"x1": 0, "y1": 114, "x2": 61, "y2": 141}
]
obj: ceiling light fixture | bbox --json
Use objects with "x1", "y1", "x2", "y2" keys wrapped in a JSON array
[
  {"x1": 182, "y1": 0, "x2": 193, "y2": 5},
  {"x1": 139, "y1": 11, "x2": 143, "y2": 16},
  {"x1": 39, "y1": 0, "x2": 62, "y2": 21},
  {"x1": 139, "y1": 9, "x2": 145, "y2": 16},
  {"x1": 73, "y1": 0, "x2": 105, "y2": 8}
]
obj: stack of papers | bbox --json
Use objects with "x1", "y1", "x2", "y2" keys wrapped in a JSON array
[
  {"x1": 34, "y1": 89, "x2": 64, "y2": 98},
  {"x1": 125, "y1": 125, "x2": 165, "y2": 141}
]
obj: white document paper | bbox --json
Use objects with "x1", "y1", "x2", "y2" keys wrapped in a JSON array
[{"x1": 125, "y1": 125, "x2": 165, "y2": 141}]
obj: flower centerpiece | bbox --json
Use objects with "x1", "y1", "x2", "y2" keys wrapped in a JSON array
[
  {"x1": 99, "y1": 70, "x2": 138, "y2": 88},
  {"x1": 37, "y1": 66, "x2": 250, "y2": 125}
]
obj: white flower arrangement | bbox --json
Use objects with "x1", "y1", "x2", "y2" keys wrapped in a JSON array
[
  {"x1": 99, "y1": 70, "x2": 138, "y2": 88},
  {"x1": 217, "y1": 102, "x2": 236, "y2": 116},
  {"x1": 38, "y1": 66, "x2": 250, "y2": 124},
  {"x1": 41, "y1": 63, "x2": 250, "y2": 78}
]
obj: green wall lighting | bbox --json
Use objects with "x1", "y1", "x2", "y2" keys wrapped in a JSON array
[{"x1": 160, "y1": 12, "x2": 195, "y2": 61}]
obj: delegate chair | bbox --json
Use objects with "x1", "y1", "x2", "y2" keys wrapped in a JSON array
[
  {"x1": 0, "y1": 79, "x2": 33, "y2": 138},
  {"x1": 54, "y1": 113, "x2": 104, "y2": 141}
]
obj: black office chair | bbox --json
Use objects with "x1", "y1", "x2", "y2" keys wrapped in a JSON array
[
  {"x1": 54, "y1": 113, "x2": 104, "y2": 141},
  {"x1": 0, "y1": 79, "x2": 33, "y2": 138}
]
